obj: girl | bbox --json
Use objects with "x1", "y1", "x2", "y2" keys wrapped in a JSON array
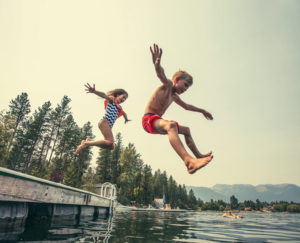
[{"x1": 75, "y1": 83, "x2": 130, "y2": 154}]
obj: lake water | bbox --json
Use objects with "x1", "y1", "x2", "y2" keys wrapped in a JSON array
[{"x1": 2, "y1": 211, "x2": 300, "y2": 242}]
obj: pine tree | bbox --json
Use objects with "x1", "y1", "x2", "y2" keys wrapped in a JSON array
[
  {"x1": 7, "y1": 101, "x2": 51, "y2": 172},
  {"x1": 118, "y1": 143, "x2": 143, "y2": 204},
  {"x1": 140, "y1": 164, "x2": 153, "y2": 205},
  {"x1": 47, "y1": 96, "x2": 71, "y2": 164},
  {"x1": 0, "y1": 111, "x2": 16, "y2": 166},
  {"x1": 6, "y1": 93, "x2": 30, "y2": 153},
  {"x1": 167, "y1": 176, "x2": 178, "y2": 208},
  {"x1": 161, "y1": 171, "x2": 168, "y2": 199},
  {"x1": 111, "y1": 133, "x2": 123, "y2": 184},
  {"x1": 95, "y1": 148, "x2": 112, "y2": 183},
  {"x1": 29, "y1": 135, "x2": 51, "y2": 178},
  {"x1": 187, "y1": 189, "x2": 198, "y2": 210},
  {"x1": 22, "y1": 101, "x2": 52, "y2": 172},
  {"x1": 55, "y1": 115, "x2": 81, "y2": 161},
  {"x1": 152, "y1": 170, "x2": 161, "y2": 198},
  {"x1": 177, "y1": 184, "x2": 188, "y2": 209},
  {"x1": 57, "y1": 121, "x2": 94, "y2": 187},
  {"x1": 63, "y1": 157, "x2": 79, "y2": 186},
  {"x1": 73, "y1": 122, "x2": 94, "y2": 186},
  {"x1": 49, "y1": 157, "x2": 64, "y2": 182},
  {"x1": 81, "y1": 167, "x2": 96, "y2": 192},
  {"x1": 230, "y1": 195, "x2": 239, "y2": 209}
]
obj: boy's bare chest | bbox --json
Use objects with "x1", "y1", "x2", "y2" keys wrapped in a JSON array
[{"x1": 155, "y1": 87, "x2": 174, "y2": 107}]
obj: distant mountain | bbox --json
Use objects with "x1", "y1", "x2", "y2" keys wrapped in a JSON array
[{"x1": 186, "y1": 184, "x2": 300, "y2": 203}]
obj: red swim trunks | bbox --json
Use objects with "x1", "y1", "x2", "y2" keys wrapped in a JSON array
[{"x1": 142, "y1": 113, "x2": 179, "y2": 134}]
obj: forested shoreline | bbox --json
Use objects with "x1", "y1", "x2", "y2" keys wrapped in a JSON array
[
  {"x1": 0, "y1": 93, "x2": 199, "y2": 209},
  {"x1": 1, "y1": 93, "x2": 299, "y2": 212}
]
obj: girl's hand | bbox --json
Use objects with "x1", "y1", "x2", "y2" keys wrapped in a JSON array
[
  {"x1": 124, "y1": 119, "x2": 131, "y2": 124},
  {"x1": 84, "y1": 83, "x2": 96, "y2": 93}
]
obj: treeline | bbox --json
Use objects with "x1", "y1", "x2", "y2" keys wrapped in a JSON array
[
  {"x1": 196, "y1": 195, "x2": 300, "y2": 213},
  {"x1": 0, "y1": 93, "x2": 198, "y2": 209},
  {"x1": 0, "y1": 93, "x2": 94, "y2": 187},
  {"x1": 1, "y1": 93, "x2": 299, "y2": 212}
]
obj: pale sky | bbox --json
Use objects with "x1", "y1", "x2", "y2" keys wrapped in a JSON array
[{"x1": 1, "y1": 0, "x2": 299, "y2": 187}]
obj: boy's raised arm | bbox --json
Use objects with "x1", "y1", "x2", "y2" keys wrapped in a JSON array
[
  {"x1": 84, "y1": 83, "x2": 113, "y2": 102},
  {"x1": 150, "y1": 44, "x2": 172, "y2": 85}
]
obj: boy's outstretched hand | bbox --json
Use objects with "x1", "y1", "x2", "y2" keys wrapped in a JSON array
[
  {"x1": 150, "y1": 43, "x2": 162, "y2": 65},
  {"x1": 85, "y1": 83, "x2": 96, "y2": 93},
  {"x1": 202, "y1": 110, "x2": 213, "y2": 120}
]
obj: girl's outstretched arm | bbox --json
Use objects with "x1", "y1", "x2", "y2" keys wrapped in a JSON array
[
  {"x1": 84, "y1": 83, "x2": 113, "y2": 102},
  {"x1": 123, "y1": 112, "x2": 131, "y2": 123}
]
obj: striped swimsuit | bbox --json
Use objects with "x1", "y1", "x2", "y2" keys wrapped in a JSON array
[{"x1": 103, "y1": 101, "x2": 122, "y2": 128}]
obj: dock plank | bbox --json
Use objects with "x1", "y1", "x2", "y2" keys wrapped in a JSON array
[{"x1": 0, "y1": 167, "x2": 112, "y2": 207}]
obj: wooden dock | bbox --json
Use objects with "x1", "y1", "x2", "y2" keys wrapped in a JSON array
[
  {"x1": 0, "y1": 167, "x2": 115, "y2": 207},
  {"x1": 0, "y1": 166, "x2": 116, "y2": 241}
]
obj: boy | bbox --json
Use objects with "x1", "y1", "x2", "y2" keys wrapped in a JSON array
[{"x1": 142, "y1": 44, "x2": 213, "y2": 174}]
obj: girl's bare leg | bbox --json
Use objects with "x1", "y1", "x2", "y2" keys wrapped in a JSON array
[
  {"x1": 75, "y1": 119, "x2": 114, "y2": 154},
  {"x1": 178, "y1": 125, "x2": 212, "y2": 158},
  {"x1": 155, "y1": 119, "x2": 213, "y2": 174}
]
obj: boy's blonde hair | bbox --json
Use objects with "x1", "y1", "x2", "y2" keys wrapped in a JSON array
[
  {"x1": 172, "y1": 70, "x2": 193, "y2": 85},
  {"x1": 107, "y1": 89, "x2": 128, "y2": 98}
]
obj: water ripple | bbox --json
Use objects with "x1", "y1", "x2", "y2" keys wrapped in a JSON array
[{"x1": 2, "y1": 211, "x2": 300, "y2": 242}]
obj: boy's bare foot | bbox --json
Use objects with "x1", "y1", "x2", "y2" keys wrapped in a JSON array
[
  {"x1": 186, "y1": 155, "x2": 213, "y2": 174},
  {"x1": 197, "y1": 151, "x2": 212, "y2": 158},
  {"x1": 75, "y1": 140, "x2": 87, "y2": 154}
]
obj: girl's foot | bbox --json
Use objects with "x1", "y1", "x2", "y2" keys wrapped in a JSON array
[{"x1": 75, "y1": 140, "x2": 87, "y2": 154}]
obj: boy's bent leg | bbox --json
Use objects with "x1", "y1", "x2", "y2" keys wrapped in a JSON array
[
  {"x1": 154, "y1": 119, "x2": 190, "y2": 161},
  {"x1": 178, "y1": 125, "x2": 212, "y2": 158},
  {"x1": 154, "y1": 119, "x2": 213, "y2": 174}
]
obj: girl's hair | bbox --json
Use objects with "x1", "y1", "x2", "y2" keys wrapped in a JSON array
[{"x1": 107, "y1": 88, "x2": 128, "y2": 98}]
